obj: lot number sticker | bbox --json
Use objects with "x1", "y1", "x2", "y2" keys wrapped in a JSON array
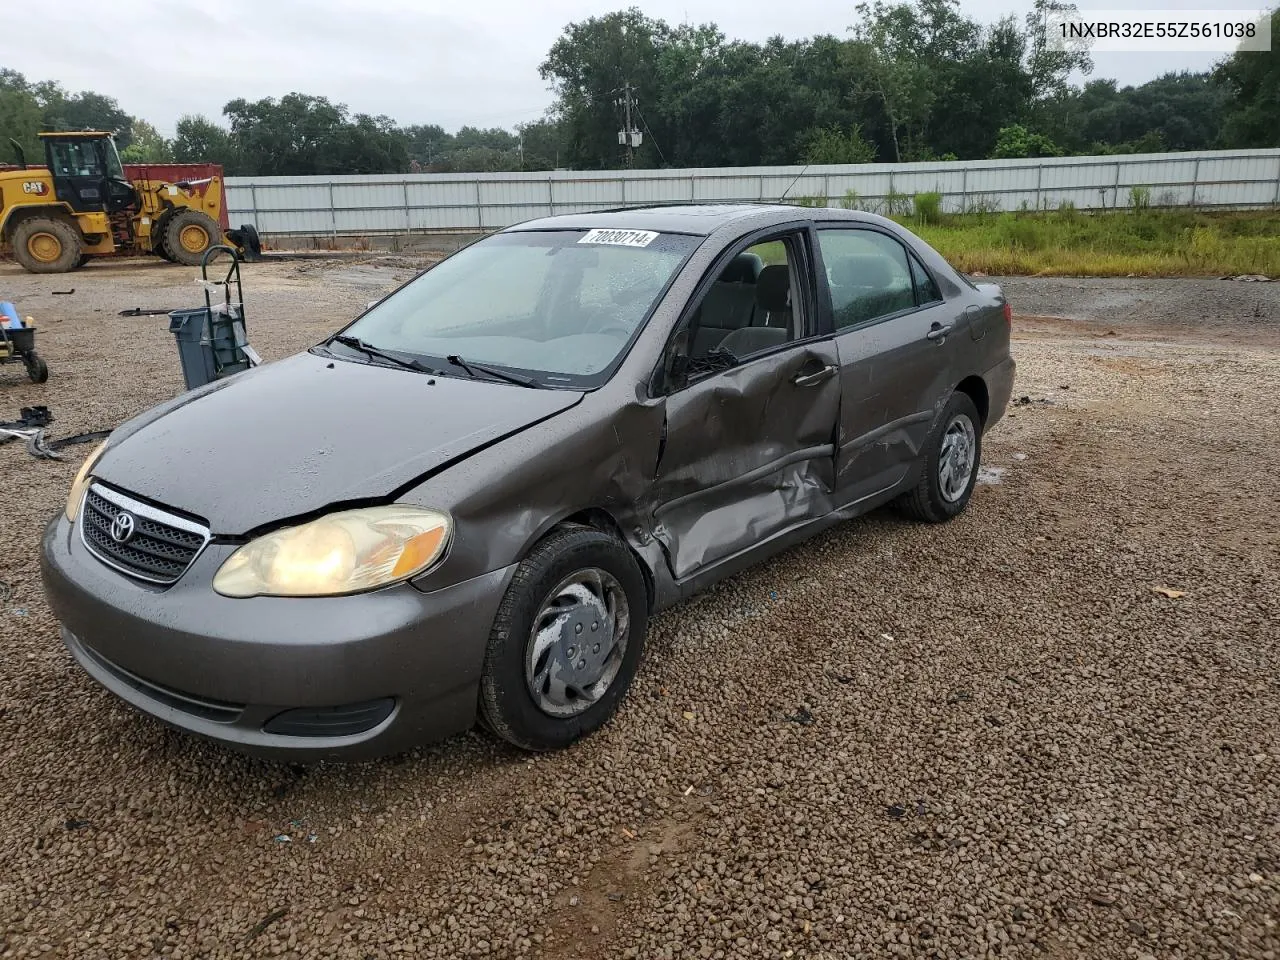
[{"x1": 578, "y1": 228, "x2": 659, "y2": 247}]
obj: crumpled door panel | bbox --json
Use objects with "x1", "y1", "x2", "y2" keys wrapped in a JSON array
[{"x1": 649, "y1": 340, "x2": 841, "y2": 581}]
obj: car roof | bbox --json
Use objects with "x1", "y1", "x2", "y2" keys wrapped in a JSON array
[{"x1": 505, "y1": 203, "x2": 882, "y2": 237}]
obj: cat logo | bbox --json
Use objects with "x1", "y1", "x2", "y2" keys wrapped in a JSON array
[{"x1": 21, "y1": 182, "x2": 49, "y2": 196}]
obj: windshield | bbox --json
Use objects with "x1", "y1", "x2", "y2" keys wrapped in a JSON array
[
  {"x1": 338, "y1": 229, "x2": 700, "y2": 387},
  {"x1": 48, "y1": 140, "x2": 104, "y2": 178}
]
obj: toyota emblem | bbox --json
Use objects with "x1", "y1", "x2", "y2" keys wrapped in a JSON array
[{"x1": 109, "y1": 511, "x2": 137, "y2": 544}]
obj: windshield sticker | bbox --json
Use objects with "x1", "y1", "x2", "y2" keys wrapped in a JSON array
[{"x1": 578, "y1": 229, "x2": 659, "y2": 248}]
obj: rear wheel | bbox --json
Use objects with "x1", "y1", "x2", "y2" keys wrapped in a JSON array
[
  {"x1": 479, "y1": 526, "x2": 648, "y2": 751},
  {"x1": 895, "y1": 391, "x2": 983, "y2": 523},
  {"x1": 163, "y1": 210, "x2": 220, "y2": 266},
  {"x1": 12, "y1": 217, "x2": 82, "y2": 274}
]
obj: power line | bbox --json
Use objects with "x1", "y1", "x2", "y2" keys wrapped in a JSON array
[{"x1": 633, "y1": 104, "x2": 667, "y2": 166}]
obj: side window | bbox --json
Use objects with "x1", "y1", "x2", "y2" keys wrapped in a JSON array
[
  {"x1": 663, "y1": 234, "x2": 804, "y2": 388},
  {"x1": 818, "y1": 229, "x2": 916, "y2": 329},
  {"x1": 910, "y1": 255, "x2": 942, "y2": 304}
]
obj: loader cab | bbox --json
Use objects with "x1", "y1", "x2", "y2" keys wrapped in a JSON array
[{"x1": 41, "y1": 132, "x2": 138, "y2": 215}]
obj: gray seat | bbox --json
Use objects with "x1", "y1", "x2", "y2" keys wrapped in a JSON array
[
  {"x1": 752, "y1": 264, "x2": 792, "y2": 331},
  {"x1": 691, "y1": 281, "x2": 758, "y2": 356},
  {"x1": 688, "y1": 253, "x2": 768, "y2": 356}
]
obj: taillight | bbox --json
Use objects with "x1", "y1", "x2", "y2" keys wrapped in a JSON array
[{"x1": 1002, "y1": 302, "x2": 1012, "y2": 328}]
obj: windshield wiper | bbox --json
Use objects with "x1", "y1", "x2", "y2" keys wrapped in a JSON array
[
  {"x1": 329, "y1": 335, "x2": 435, "y2": 374},
  {"x1": 445, "y1": 354, "x2": 541, "y2": 388}
]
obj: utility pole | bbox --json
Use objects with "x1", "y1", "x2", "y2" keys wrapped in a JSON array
[{"x1": 614, "y1": 82, "x2": 642, "y2": 168}]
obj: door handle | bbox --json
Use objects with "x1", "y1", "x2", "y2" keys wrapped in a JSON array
[
  {"x1": 926, "y1": 322, "x2": 954, "y2": 342},
  {"x1": 792, "y1": 364, "x2": 837, "y2": 387}
]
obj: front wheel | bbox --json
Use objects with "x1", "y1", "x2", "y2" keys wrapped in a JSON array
[
  {"x1": 163, "y1": 209, "x2": 220, "y2": 266},
  {"x1": 895, "y1": 391, "x2": 982, "y2": 523},
  {"x1": 479, "y1": 526, "x2": 648, "y2": 751}
]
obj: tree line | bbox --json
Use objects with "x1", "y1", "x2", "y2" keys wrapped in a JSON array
[{"x1": 2, "y1": 0, "x2": 1275, "y2": 177}]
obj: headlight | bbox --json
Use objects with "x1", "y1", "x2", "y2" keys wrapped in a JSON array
[
  {"x1": 65, "y1": 441, "x2": 109, "y2": 522},
  {"x1": 212, "y1": 505, "x2": 451, "y2": 598}
]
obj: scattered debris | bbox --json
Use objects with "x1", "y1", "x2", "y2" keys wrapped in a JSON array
[
  {"x1": 1, "y1": 406, "x2": 113, "y2": 459},
  {"x1": 1152, "y1": 586, "x2": 1186, "y2": 599},
  {"x1": 51, "y1": 289, "x2": 75, "y2": 296},
  {"x1": 887, "y1": 804, "x2": 907, "y2": 819},
  {"x1": 118, "y1": 307, "x2": 178, "y2": 317},
  {"x1": 0, "y1": 425, "x2": 61, "y2": 460},
  {"x1": 620, "y1": 827, "x2": 636, "y2": 840},
  {"x1": 880, "y1": 632, "x2": 894, "y2": 642},
  {"x1": 244, "y1": 907, "x2": 289, "y2": 942},
  {"x1": 1013, "y1": 395, "x2": 1055, "y2": 407},
  {"x1": 1220, "y1": 274, "x2": 1273, "y2": 282},
  {"x1": 683, "y1": 785, "x2": 695, "y2": 796},
  {"x1": 272, "y1": 834, "x2": 292, "y2": 843},
  {"x1": 1088, "y1": 892, "x2": 1117, "y2": 907},
  {"x1": 1012, "y1": 452, "x2": 1028, "y2": 461},
  {"x1": 682, "y1": 711, "x2": 695, "y2": 721},
  {"x1": 64, "y1": 818, "x2": 91, "y2": 830},
  {"x1": 977, "y1": 466, "x2": 1006, "y2": 486},
  {"x1": 785, "y1": 706, "x2": 814, "y2": 725}
]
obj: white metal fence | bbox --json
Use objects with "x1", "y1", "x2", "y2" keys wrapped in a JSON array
[{"x1": 225, "y1": 149, "x2": 1280, "y2": 237}]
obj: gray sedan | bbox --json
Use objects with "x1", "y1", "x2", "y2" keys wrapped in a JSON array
[{"x1": 41, "y1": 204, "x2": 1015, "y2": 759}]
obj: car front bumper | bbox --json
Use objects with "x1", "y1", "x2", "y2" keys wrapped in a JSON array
[{"x1": 40, "y1": 512, "x2": 515, "y2": 761}]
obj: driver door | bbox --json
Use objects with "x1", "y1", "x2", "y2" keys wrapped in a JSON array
[{"x1": 648, "y1": 227, "x2": 841, "y2": 581}]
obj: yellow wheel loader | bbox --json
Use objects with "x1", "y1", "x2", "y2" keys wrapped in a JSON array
[{"x1": 0, "y1": 132, "x2": 260, "y2": 274}]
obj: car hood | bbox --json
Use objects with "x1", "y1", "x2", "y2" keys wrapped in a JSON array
[{"x1": 95, "y1": 351, "x2": 584, "y2": 534}]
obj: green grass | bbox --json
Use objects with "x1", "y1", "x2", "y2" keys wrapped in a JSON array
[{"x1": 901, "y1": 209, "x2": 1280, "y2": 278}]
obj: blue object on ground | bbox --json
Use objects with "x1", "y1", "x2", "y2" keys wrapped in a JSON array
[{"x1": 0, "y1": 302, "x2": 22, "y2": 329}]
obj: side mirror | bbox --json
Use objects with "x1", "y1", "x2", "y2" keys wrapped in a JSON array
[{"x1": 657, "y1": 328, "x2": 691, "y2": 394}]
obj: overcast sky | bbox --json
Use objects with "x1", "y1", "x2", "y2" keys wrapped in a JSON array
[{"x1": 9, "y1": 0, "x2": 1231, "y2": 136}]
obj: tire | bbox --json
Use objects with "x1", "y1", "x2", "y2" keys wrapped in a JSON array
[
  {"x1": 895, "y1": 391, "x2": 982, "y2": 523},
  {"x1": 25, "y1": 353, "x2": 49, "y2": 384},
  {"x1": 12, "y1": 217, "x2": 82, "y2": 274},
  {"x1": 74, "y1": 254, "x2": 91, "y2": 269},
  {"x1": 479, "y1": 526, "x2": 649, "y2": 751},
  {"x1": 163, "y1": 209, "x2": 220, "y2": 266}
]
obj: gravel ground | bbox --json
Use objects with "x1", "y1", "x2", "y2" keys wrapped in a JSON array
[{"x1": 0, "y1": 260, "x2": 1277, "y2": 959}]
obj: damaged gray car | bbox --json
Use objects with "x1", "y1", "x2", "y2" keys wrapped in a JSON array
[{"x1": 41, "y1": 204, "x2": 1015, "y2": 759}]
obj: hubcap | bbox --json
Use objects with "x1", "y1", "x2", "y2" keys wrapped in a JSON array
[
  {"x1": 525, "y1": 568, "x2": 629, "y2": 718},
  {"x1": 28, "y1": 232, "x2": 62, "y2": 263},
  {"x1": 179, "y1": 224, "x2": 209, "y2": 253},
  {"x1": 938, "y1": 413, "x2": 977, "y2": 502}
]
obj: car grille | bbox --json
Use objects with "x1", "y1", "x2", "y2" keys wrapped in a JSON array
[{"x1": 80, "y1": 483, "x2": 210, "y2": 584}]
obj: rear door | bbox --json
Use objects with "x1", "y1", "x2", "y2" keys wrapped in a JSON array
[
  {"x1": 815, "y1": 226, "x2": 957, "y2": 501},
  {"x1": 648, "y1": 226, "x2": 841, "y2": 581}
]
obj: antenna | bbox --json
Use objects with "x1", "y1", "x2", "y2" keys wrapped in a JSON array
[{"x1": 778, "y1": 162, "x2": 814, "y2": 203}]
